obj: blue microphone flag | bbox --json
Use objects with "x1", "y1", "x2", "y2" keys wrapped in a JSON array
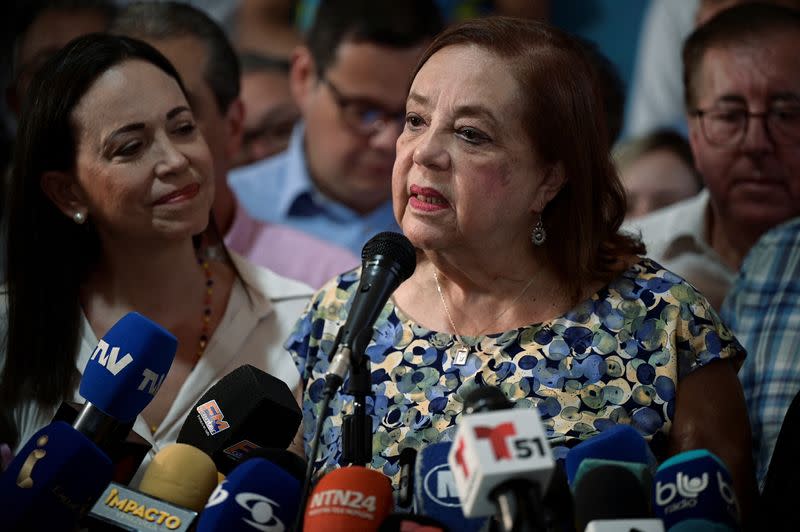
[
  {"x1": 415, "y1": 442, "x2": 486, "y2": 531},
  {"x1": 565, "y1": 424, "x2": 655, "y2": 485},
  {"x1": 0, "y1": 421, "x2": 112, "y2": 529},
  {"x1": 197, "y1": 457, "x2": 302, "y2": 531},
  {"x1": 653, "y1": 449, "x2": 739, "y2": 531},
  {"x1": 80, "y1": 311, "x2": 177, "y2": 421}
]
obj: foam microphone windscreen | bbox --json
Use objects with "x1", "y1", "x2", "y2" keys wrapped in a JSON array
[
  {"x1": 573, "y1": 464, "x2": 651, "y2": 531},
  {"x1": 303, "y1": 466, "x2": 394, "y2": 531},
  {"x1": 565, "y1": 424, "x2": 655, "y2": 486},
  {"x1": 414, "y1": 442, "x2": 487, "y2": 532},
  {"x1": 80, "y1": 312, "x2": 177, "y2": 421},
  {"x1": 138, "y1": 443, "x2": 219, "y2": 512},
  {"x1": 244, "y1": 447, "x2": 307, "y2": 482},
  {"x1": 0, "y1": 421, "x2": 113, "y2": 530},
  {"x1": 87, "y1": 445, "x2": 215, "y2": 531},
  {"x1": 573, "y1": 458, "x2": 653, "y2": 494},
  {"x1": 652, "y1": 449, "x2": 739, "y2": 531},
  {"x1": 177, "y1": 364, "x2": 302, "y2": 474},
  {"x1": 197, "y1": 457, "x2": 302, "y2": 531}
]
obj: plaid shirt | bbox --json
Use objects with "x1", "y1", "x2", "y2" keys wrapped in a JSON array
[{"x1": 721, "y1": 217, "x2": 800, "y2": 489}]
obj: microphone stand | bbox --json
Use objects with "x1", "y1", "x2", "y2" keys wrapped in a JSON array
[
  {"x1": 340, "y1": 333, "x2": 373, "y2": 466},
  {"x1": 491, "y1": 480, "x2": 545, "y2": 532}
]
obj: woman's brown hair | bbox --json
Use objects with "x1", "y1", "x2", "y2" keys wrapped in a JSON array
[{"x1": 412, "y1": 17, "x2": 644, "y2": 301}]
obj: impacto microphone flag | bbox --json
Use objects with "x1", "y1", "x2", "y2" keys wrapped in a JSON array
[
  {"x1": 0, "y1": 421, "x2": 113, "y2": 530},
  {"x1": 197, "y1": 456, "x2": 302, "y2": 531},
  {"x1": 415, "y1": 442, "x2": 487, "y2": 531},
  {"x1": 303, "y1": 466, "x2": 394, "y2": 531},
  {"x1": 653, "y1": 449, "x2": 740, "y2": 531},
  {"x1": 88, "y1": 443, "x2": 218, "y2": 531},
  {"x1": 77, "y1": 312, "x2": 177, "y2": 442}
]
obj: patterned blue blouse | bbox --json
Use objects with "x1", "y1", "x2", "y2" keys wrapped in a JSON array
[{"x1": 285, "y1": 258, "x2": 744, "y2": 489}]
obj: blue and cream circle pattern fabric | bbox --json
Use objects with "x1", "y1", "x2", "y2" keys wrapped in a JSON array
[{"x1": 286, "y1": 258, "x2": 744, "y2": 490}]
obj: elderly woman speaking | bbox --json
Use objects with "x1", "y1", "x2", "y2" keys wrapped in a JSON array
[{"x1": 287, "y1": 16, "x2": 755, "y2": 515}]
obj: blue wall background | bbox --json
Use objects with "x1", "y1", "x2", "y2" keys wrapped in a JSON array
[{"x1": 552, "y1": 0, "x2": 651, "y2": 92}]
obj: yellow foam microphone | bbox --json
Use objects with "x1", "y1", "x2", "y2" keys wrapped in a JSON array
[{"x1": 139, "y1": 443, "x2": 218, "y2": 512}]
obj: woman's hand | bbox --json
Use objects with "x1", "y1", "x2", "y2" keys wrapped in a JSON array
[{"x1": 669, "y1": 358, "x2": 757, "y2": 526}]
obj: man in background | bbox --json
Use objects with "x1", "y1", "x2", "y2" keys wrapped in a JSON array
[
  {"x1": 234, "y1": 52, "x2": 300, "y2": 168},
  {"x1": 632, "y1": 4, "x2": 800, "y2": 310},
  {"x1": 229, "y1": 0, "x2": 443, "y2": 256}
]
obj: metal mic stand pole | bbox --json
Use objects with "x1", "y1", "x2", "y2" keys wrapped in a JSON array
[{"x1": 341, "y1": 352, "x2": 373, "y2": 466}]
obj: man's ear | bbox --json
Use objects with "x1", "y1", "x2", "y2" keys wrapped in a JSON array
[
  {"x1": 289, "y1": 46, "x2": 318, "y2": 114},
  {"x1": 224, "y1": 97, "x2": 246, "y2": 160},
  {"x1": 40, "y1": 171, "x2": 88, "y2": 220},
  {"x1": 533, "y1": 161, "x2": 567, "y2": 213}
]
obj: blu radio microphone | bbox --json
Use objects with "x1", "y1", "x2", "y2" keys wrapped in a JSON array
[
  {"x1": 652, "y1": 449, "x2": 740, "y2": 531},
  {"x1": 573, "y1": 464, "x2": 664, "y2": 532},
  {"x1": 177, "y1": 364, "x2": 302, "y2": 474},
  {"x1": 0, "y1": 421, "x2": 113, "y2": 530},
  {"x1": 77, "y1": 311, "x2": 177, "y2": 444},
  {"x1": 303, "y1": 466, "x2": 394, "y2": 531},
  {"x1": 565, "y1": 424, "x2": 655, "y2": 486},
  {"x1": 197, "y1": 455, "x2": 303, "y2": 531},
  {"x1": 415, "y1": 442, "x2": 487, "y2": 532},
  {"x1": 324, "y1": 232, "x2": 416, "y2": 392},
  {"x1": 448, "y1": 387, "x2": 554, "y2": 531},
  {"x1": 88, "y1": 443, "x2": 218, "y2": 531}
]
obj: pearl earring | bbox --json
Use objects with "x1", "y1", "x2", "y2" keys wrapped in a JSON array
[{"x1": 73, "y1": 211, "x2": 86, "y2": 225}]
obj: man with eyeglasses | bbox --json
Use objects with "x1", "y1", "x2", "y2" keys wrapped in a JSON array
[
  {"x1": 631, "y1": 3, "x2": 800, "y2": 312},
  {"x1": 228, "y1": 0, "x2": 443, "y2": 256}
]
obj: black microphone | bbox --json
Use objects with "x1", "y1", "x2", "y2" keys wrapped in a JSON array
[
  {"x1": 573, "y1": 464, "x2": 654, "y2": 531},
  {"x1": 756, "y1": 388, "x2": 800, "y2": 529},
  {"x1": 324, "y1": 231, "x2": 416, "y2": 393},
  {"x1": 176, "y1": 364, "x2": 302, "y2": 474},
  {"x1": 296, "y1": 232, "x2": 415, "y2": 529}
]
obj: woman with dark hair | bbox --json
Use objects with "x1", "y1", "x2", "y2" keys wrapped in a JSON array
[
  {"x1": 0, "y1": 34, "x2": 310, "y2": 464},
  {"x1": 288, "y1": 16, "x2": 755, "y2": 514}
]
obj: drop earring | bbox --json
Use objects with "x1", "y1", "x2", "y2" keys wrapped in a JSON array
[
  {"x1": 531, "y1": 217, "x2": 546, "y2": 246},
  {"x1": 73, "y1": 211, "x2": 86, "y2": 225}
]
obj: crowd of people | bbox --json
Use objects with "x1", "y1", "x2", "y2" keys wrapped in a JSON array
[{"x1": 1, "y1": 0, "x2": 799, "y2": 529}]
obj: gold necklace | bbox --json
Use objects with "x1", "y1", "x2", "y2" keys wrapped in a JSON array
[{"x1": 433, "y1": 269, "x2": 535, "y2": 365}]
